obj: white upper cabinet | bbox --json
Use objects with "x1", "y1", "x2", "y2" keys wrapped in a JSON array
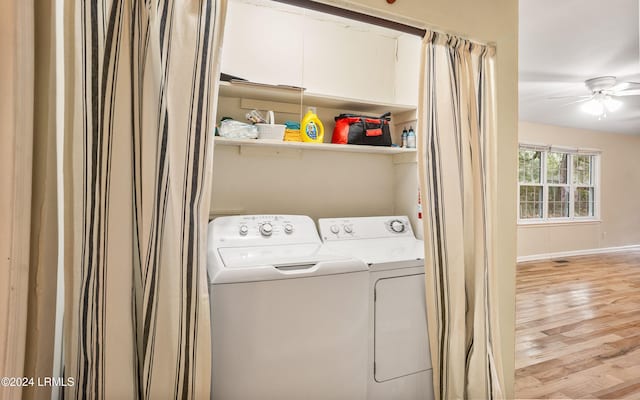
[
  {"x1": 301, "y1": 15, "x2": 397, "y2": 103},
  {"x1": 393, "y1": 35, "x2": 420, "y2": 107},
  {"x1": 220, "y1": 0, "x2": 419, "y2": 108},
  {"x1": 221, "y1": 1, "x2": 304, "y2": 87}
]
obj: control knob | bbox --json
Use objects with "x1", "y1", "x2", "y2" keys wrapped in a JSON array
[
  {"x1": 239, "y1": 225, "x2": 249, "y2": 236},
  {"x1": 284, "y1": 223, "x2": 294, "y2": 234},
  {"x1": 330, "y1": 225, "x2": 340, "y2": 234},
  {"x1": 390, "y1": 219, "x2": 405, "y2": 233},
  {"x1": 260, "y1": 223, "x2": 273, "y2": 236},
  {"x1": 343, "y1": 225, "x2": 353, "y2": 234}
]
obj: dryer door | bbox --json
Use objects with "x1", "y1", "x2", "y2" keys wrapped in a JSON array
[{"x1": 374, "y1": 273, "x2": 430, "y2": 382}]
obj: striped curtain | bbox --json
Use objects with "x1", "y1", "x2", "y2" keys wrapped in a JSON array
[
  {"x1": 417, "y1": 31, "x2": 505, "y2": 400},
  {"x1": 62, "y1": 0, "x2": 226, "y2": 398}
]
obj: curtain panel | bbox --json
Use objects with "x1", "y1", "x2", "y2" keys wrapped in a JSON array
[
  {"x1": 417, "y1": 31, "x2": 505, "y2": 400},
  {"x1": 23, "y1": 0, "x2": 59, "y2": 398},
  {"x1": 62, "y1": 0, "x2": 226, "y2": 398}
]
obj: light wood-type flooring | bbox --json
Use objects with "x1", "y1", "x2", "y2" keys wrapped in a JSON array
[{"x1": 516, "y1": 251, "x2": 640, "y2": 399}]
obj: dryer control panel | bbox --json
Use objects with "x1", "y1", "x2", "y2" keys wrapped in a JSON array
[{"x1": 318, "y1": 216, "x2": 414, "y2": 241}]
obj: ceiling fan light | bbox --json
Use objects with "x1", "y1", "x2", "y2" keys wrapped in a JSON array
[
  {"x1": 581, "y1": 98, "x2": 604, "y2": 116},
  {"x1": 603, "y1": 96, "x2": 622, "y2": 112}
]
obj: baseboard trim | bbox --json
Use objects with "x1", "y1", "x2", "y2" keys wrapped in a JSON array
[{"x1": 517, "y1": 245, "x2": 640, "y2": 263}]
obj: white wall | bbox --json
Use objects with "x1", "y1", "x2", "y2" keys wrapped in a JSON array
[
  {"x1": 518, "y1": 121, "x2": 640, "y2": 258},
  {"x1": 210, "y1": 144, "x2": 397, "y2": 220}
]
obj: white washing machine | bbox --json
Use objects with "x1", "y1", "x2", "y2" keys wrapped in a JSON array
[
  {"x1": 208, "y1": 215, "x2": 369, "y2": 400},
  {"x1": 318, "y1": 216, "x2": 434, "y2": 400}
]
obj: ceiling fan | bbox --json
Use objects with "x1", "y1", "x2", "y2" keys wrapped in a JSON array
[{"x1": 552, "y1": 76, "x2": 640, "y2": 118}]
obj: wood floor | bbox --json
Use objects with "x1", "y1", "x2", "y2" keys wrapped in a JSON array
[{"x1": 515, "y1": 251, "x2": 640, "y2": 400}]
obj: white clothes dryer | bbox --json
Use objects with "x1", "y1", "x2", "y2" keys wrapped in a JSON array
[
  {"x1": 208, "y1": 215, "x2": 369, "y2": 400},
  {"x1": 318, "y1": 216, "x2": 434, "y2": 400}
]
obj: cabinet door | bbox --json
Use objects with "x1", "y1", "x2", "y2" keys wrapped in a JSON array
[
  {"x1": 221, "y1": 1, "x2": 304, "y2": 87},
  {"x1": 374, "y1": 273, "x2": 430, "y2": 382},
  {"x1": 302, "y1": 17, "x2": 397, "y2": 104},
  {"x1": 394, "y1": 35, "x2": 421, "y2": 106}
]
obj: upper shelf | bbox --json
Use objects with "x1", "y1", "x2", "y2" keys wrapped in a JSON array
[
  {"x1": 218, "y1": 81, "x2": 417, "y2": 115},
  {"x1": 215, "y1": 137, "x2": 418, "y2": 156}
]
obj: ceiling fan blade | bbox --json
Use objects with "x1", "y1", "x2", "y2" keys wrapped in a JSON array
[
  {"x1": 555, "y1": 98, "x2": 593, "y2": 108},
  {"x1": 612, "y1": 89, "x2": 640, "y2": 97},
  {"x1": 547, "y1": 95, "x2": 591, "y2": 100},
  {"x1": 561, "y1": 98, "x2": 593, "y2": 106},
  {"x1": 612, "y1": 82, "x2": 640, "y2": 92}
]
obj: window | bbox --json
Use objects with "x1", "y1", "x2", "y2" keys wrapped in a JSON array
[
  {"x1": 518, "y1": 150, "x2": 543, "y2": 219},
  {"x1": 518, "y1": 146, "x2": 599, "y2": 223}
]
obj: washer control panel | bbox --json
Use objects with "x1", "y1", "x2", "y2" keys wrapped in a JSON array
[
  {"x1": 212, "y1": 215, "x2": 318, "y2": 247},
  {"x1": 318, "y1": 216, "x2": 414, "y2": 241}
]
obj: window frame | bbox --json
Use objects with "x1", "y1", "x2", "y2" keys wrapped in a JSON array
[
  {"x1": 518, "y1": 149, "x2": 544, "y2": 220},
  {"x1": 517, "y1": 145, "x2": 600, "y2": 225}
]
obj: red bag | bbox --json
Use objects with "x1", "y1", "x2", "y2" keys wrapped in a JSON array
[{"x1": 332, "y1": 112, "x2": 392, "y2": 146}]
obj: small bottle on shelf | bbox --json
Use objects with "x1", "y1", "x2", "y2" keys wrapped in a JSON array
[
  {"x1": 407, "y1": 126, "x2": 416, "y2": 148},
  {"x1": 401, "y1": 127, "x2": 408, "y2": 148}
]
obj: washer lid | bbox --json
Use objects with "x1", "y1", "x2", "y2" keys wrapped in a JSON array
[
  {"x1": 218, "y1": 244, "x2": 344, "y2": 269},
  {"x1": 209, "y1": 244, "x2": 367, "y2": 284}
]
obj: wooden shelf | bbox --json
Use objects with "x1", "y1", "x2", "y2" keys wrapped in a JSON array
[
  {"x1": 215, "y1": 137, "x2": 417, "y2": 155},
  {"x1": 218, "y1": 81, "x2": 417, "y2": 115}
]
